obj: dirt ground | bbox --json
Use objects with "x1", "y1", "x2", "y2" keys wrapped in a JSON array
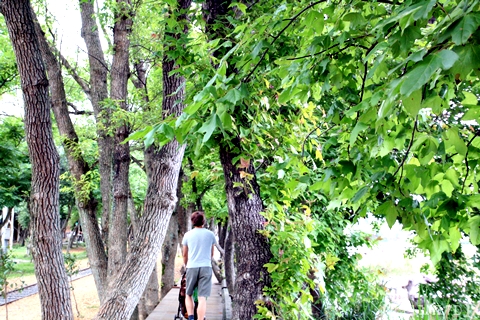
[{"x1": 0, "y1": 249, "x2": 183, "y2": 320}]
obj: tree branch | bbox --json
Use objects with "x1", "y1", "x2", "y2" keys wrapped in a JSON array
[
  {"x1": 461, "y1": 129, "x2": 480, "y2": 193},
  {"x1": 393, "y1": 117, "x2": 418, "y2": 181},
  {"x1": 131, "y1": 155, "x2": 145, "y2": 172},
  {"x1": 301, "y1": 124, "x2": 336, "y2": 165},
  {"x1": 67, "y1": 102, "x2": 93, "y2": 115},
  {"x1": 243, "y1": 0, "x2": 326, "y2": 82},
  {"x1": 59, "y1": 54, "x2": 92, "y2": 100}
]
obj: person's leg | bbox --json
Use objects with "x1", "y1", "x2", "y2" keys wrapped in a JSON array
[
  {"x1": 185, "y1": 294, "x2": 195, "y2": 318},
  {"x1": 185, "y1": 268, "x2": 199, "y2": 320},
  {"x1": 196, "y1": 267, "x2": 212, "y2": 320},
  {"x1": 196, "y1": 296, "x2": 206, "y2": 320}
]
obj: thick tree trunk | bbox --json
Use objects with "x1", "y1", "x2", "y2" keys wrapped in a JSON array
[
  {"x1": 78, "y1": 0, "x2": 114, "y2": 247},
  {"x1": 131, "y1": 194, "x2": 160, "y2": 320},
  {"x1": 219, "y1": 138, "x2": 272, "y2": 320},
  {"x1": 93, "y1": 1, "x2": 192, "y2": 318},
  {"x1": 202, "y1": 0, "x2": 273, "y2": 317},
  {"x1": 108, "y1": 0, "x2": 133, "y2": 284},
  {"x1": 33, "y1": 16, "x2": 109, "y2": 302},
  {"x1": 0, "y1": 1, "x2": 73, "y2": 319}
]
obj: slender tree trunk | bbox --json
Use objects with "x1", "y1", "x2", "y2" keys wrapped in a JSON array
[
  {"x1": 93, "y1": 0, "x2": 192, "y2": 317},
  {"x1": 161, "y1": 212, "x2": 178, "y2": 299},
  {"x1": 0, "y1": 1, "x2": 73, "y2": 319},
  {"x1": 33, "y1": 15, "x2": 109, "y2": 302},
  {"x1": 78, "y1": 0, "x2": 114, "y2": 248},
  {"x1": 219, "y1": 138, "x2": 272, "y2": 320},
  {"x1": 138, "y1": 265, "x2": 159, "y2": 320},
  {"x1": 107, "y1": 0, "x2": 133, "y2": 284},
  {"x1": 224, "y1": 221, "x2": 235, "y2": 294}
]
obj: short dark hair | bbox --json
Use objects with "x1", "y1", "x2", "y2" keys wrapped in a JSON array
[{"x1": 191, "y1": 211, "x2": 205, "y2": 227}]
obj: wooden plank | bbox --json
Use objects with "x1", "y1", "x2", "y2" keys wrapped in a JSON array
[{"x1": 146, "y1": 282, "x2": 224, "y2": 320}]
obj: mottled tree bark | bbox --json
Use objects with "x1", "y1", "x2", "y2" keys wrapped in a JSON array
[
  {"x1": 33, "y1": 14, "x2": 109, "y2": 302},
  {"x1": 0, "y1": 1, "x2": 73, "y2": 319},
  {"x1": 78, "y1": 0, "x2": 114, "y2": 251},
  {"x1": 93, "y1": 0, "x2": 192, "y2": 317},
  {"x1": 108, "y1": 0, "x2": 133, "y2": 285},
  {"x1": 219, "y1": 138, "x2": 272, "y2": 319},
  {"x1": 202, "y1": 0, "x2": 273, "y2": 317},
  {"x1": 161, "y1": 212, "x2": 178, "y2": 299},
  {"x1": 224, "y1": 221, "x2": 235, "y2": 294}
]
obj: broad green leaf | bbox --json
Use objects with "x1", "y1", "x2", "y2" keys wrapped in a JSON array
[
  {"x1": 349, "y1": 122, "x2": 368, "y2": 146},
  {"x1": 217, "y1": 109, "x2": 233, "y2": 131},
  {"x1": 450, "y1": 14, "x2": 480, "y2": 45},
  {"x1": 376, "y1": 201, "x2": 398, "y2": 228},
  {"x1": 124, "y1": 125, "x2": 152, "y2": 143},
  {"x1": 451, "y1": 44, "x2": 480, "y2": 80},
  {"x1": 144, "y1": 124, "x2": 160, "y2": 148},
  {"x1": 443, "y1": 127, "x2": 467, "y2": 156},
  {"x1": 462, "y1": 106, "x2": 480, "y2": 121},
  {"x1": 351, "y1": 186, "x2": 369, "y2": 203},
  {"x1": 402, "y1": 89, "x2": 422, "y2": 117},
  {"x1": 462, "y1": 91, "x2": 478, "y2": 105},
  {"x1": 198, "y1": 113, "x2": 218, "y2": 143},
  {"x1": 309, "y1": 180, "x2": 324, "y2": 191},
  {"x1": 400, "y1": 51, "x2": 459, "y2": 97},
  {"x1": 468, "y1": 216, "x2": 480, "y2": 245},
  {"x1": 223, "y1": 88, "x2": 242, "y2": 105},
  {"x1": 449, "y1": 227, "x2": 461, "y2": 252}
]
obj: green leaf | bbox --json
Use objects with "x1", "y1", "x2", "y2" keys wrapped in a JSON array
[
  {"x1": 402, "y1": 89, "x2": 422, "y2": 117},
  {"x1": 349, "y1": 122, "x2": 368, "y2": 146},
  {"x1": 468, "y1": 216, "x2": 480, "y2": 245},
  {"x1": 198, "y1": 113, "x2": 218, "y2": 143},
  {"x1": 450, "y1": 14, "x2": 480, "y2": 45},
  {"x1": 264, "y1": 263, "x2": 278, "y2": 273},
  {"x1": 400, "y1": 51, "x2": 459, "y2": 97},
  {"x1": 352, "y1": 186, "x2": 369, "y2": 203},
  {"x1": 309, "y1": 180, "x2": 323, "y2": 191},
  {"x1": 451, "y1": 44, "x2": 480, "y2": 80},
  {"x1": 123, "y1": 125, "x2": 152, "y2": 144},
  {"x1": 449, "y1": 227, "x2": 461, "y2": 252},
  {"x1": 462, "y1": 91, "x2": 478, "y2": 105},
  {"x1": 443, "y1": 127, "x2": 467, "y2": 156},
  {"x1": 144, "y1": 124, "x2": 160, "y2": 148},
  {"x1": 223, "y1": 88, "x2": 242, "y2": 105},
  {"x1": 376, "y1": 201, "x2": 398, "y2": 228},
  {"x1": 462, "y1": 106, "x2": 480, "y2": 121}
]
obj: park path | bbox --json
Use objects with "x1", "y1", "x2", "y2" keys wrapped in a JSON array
[
  {"x1": 146, "y1": 280, "x2": 227, "y2": 320},
  {"x1": 0, "y1": 268, "x2": 92, "y2": 306}
]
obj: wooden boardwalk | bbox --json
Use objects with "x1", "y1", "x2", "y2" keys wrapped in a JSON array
[{"x1": 146, "y1": 281, "x2": 224, "y2": 320}]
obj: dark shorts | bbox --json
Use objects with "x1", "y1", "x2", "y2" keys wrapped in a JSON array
[{"x1": 186, "y1": 267, "x2": 212, "y2": 297}]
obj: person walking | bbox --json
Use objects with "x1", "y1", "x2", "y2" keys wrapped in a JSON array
[
  {"x1": 182, "y1": 211, "x2": 217, "y2": 320},
  {"x1": 1, "y1": 223, "x2": 11, "y2": 254}
]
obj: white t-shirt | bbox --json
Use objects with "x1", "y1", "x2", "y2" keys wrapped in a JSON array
[{"x1": 182, "y1": 227, "x2": 216, "y2": 268}]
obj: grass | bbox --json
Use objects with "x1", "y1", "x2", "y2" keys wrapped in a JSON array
[{"x1": 6, "y1": 244, "x2": 88, "y2": 279}]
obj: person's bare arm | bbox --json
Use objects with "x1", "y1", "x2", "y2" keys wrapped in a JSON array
[{"x1": 183, "y1": 245, "x2": 188, "y2": 266}]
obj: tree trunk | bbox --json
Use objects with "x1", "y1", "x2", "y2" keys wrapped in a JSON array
[
  {"x1": 160, "y1": 211, "x2": 178, "y2": 299},
  {"x1": 93, "y1": 0, "x2": 192, "y2": 317},
  {"x1": 107, "y1": 0, "x2": 133, "y2": 284},
  {"x1": 219, "y1": 138, "x2": 272, "y2": 320},
  {"x1": 224, "y1": 221, "x2": 235, "y2": 294},
  {"x1": 0, "y1": 1, "x2": 73, "y2": 319},
  {"x1": 138, "y1": 265, "x2": 159, "y2": 320},
  {"x1": 78, "y1": 0, "x2": 114, "y2": 247},
  {"x1": 33, "y1": 15, "x2": 109, "y2": 302}
]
